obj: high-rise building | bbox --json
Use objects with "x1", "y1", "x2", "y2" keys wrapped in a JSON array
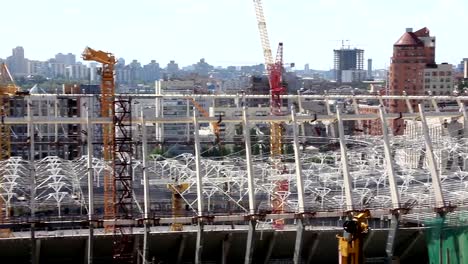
[
  {"x1": 367, "y1": 59, "x2": 373, "y2": 80},
  {"x1": 166, "y1": 60, "x2": 179, "y2": 76},
  {"x1": 55, "y1": 53, "x2": 76, "y2": 65},
  {"x1": 388, "y1": 27, "x2": 435, "y2": 134},
  {"x1": 6, "y1": 46, "x2": 27, "y2": 76},
  {"x1": 333, "y1": 48, "x2": 364, "y2": 82}
]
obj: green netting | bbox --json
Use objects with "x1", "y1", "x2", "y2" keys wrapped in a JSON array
[{"x1": 425, "y1": 211, "x2": 468, "y2": 264}]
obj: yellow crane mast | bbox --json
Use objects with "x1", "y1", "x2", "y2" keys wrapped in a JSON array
[
  {"x1": 81, "y1": 47, "x2": 117, "y2": 221},
  {"x1": 0, "y1": 63, "x2": 18, "y2": 160},
  {"x1": 0, "y1": 63, "x2": 19, "y2": 225}
]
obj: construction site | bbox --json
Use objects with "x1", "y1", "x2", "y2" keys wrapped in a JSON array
[{"x1": 1, "y1": 1, "x2": 468, "y2": 264}]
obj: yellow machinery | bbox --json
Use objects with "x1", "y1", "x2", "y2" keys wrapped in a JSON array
[
  {"x1": 81, "y1": 47, "x2": 117, "y2": 221},
  {"x1": 337, "y1": 210, "x2": 370, "y2": 264},
  {"x1": 167, "y1": 183, "x2": 190, "y2": 231}
]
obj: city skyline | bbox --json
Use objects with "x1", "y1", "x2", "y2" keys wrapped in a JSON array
[{"x1": 1, "y1": 0, "x2": 467, "y2": 70}]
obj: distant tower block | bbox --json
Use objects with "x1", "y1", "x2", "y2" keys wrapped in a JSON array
[
  {"x1": 367, "y1": 59, "x2": 373, "y2": 79},
  {"x1": 463, "y1": 58, "x2": 468, "y2": 79}
]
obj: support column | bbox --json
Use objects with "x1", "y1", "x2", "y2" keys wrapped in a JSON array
[
  {"x1": 306, "y1": 233, "x2": 321, "y2": 264},
  {"x1": 28, "y1": 97, "x2": 38, "y2": 264},
  {"x1": 141, "y1": 108, "x2": 150, "y2": 264},
  {"x1": 263, "y1": 232, "x2": 277, "y2": 264},
  {"x1": 243, "y1": 107, "x2": 256, "y2": 264},
  {"x1": 193, "y1": 109, "x2": 204, "y2": 264},
  {"x1": 27, "y1": 97, "x2": 36, "y2": 217},
  {"x1": 399, "y1": 231, "x2": 422, "y2": 261},
  {"x1": 418, "y1": 104, "x2": 446, "y2": 209},
  {"x1": 291, "y1": 106, "x2": 306, "y2": 264},
  {"x1": 378, "y1": 105, "x2": 402, "y2": 262},
  {"x1": 221, "y1": 233, "x2": 233, "y2": 264},
  {"x1": 176, "y1": 234, "x2": 187, "y2": 264},
  {"x1": 336, "y1": 105, "x2": 354, "y2": 211},
  {"x1": 86, "y1": 107, "x2": 94, "y2": 264},
  {"x1": 378, "y1": 106, "x2": 401, "y2": 208},
  {"x1": 243, "y1": 107, "x2": 256, "y2": 216}
]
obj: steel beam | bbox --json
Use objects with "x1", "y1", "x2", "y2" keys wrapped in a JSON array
[
  {"x1": 291, "y1": 106, "x2": 306, "y2": 264},
  {"x1": 336, "y1": 105, "x2": 354, "y2": 211},
  {"x1": 86, "y1": 106, "x2": 94, "y2": 264},
  {"x1": 193, "y1": 109, "x2": 204, "y2": 264},
  {"x1": 378, "y1": 106, "x2": 401, "y2": 208},
  {"x1": 2, "y1": 111, "x2": 466, "y2": 125},
  {"x1": 141, "y1": 107, "x2": 150, "y2": 263},
  {"x1": 242, "y1": 107, "x2": 257, "y2": 264},
  {"x1": 243, "y1": 107, "x2": 256, "y2": 215},
  {"x1": 418, "y1": 104, "x2": 446, "y2": 209}
]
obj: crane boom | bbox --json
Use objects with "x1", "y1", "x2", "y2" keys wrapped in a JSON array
[
  {"x1": 253, "y1": 0, "x2": 274, "y2": 66},
  {"x1": 188, "y1": 97, "x2": 221, "y2": 143}
]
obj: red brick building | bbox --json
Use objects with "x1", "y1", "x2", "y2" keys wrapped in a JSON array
[{"x1": 388, "y1": 27, "x2": 436, "y2": 134}]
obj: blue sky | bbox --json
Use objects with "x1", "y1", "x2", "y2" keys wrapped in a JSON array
[{"x1": 2, "y1": 0, "x2": 467, "y2": 70}]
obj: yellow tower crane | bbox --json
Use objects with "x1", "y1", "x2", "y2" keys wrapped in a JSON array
[
  {"x1": 0, "y1": 63, "x2": 19, "y2": 236},
  {"x1": 81, "y1": 47, "x2": 117, "y2": 221}
]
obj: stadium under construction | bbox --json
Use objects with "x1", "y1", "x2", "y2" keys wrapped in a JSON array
[{"x1": 0, "y1": 90, "x2": 467, "y2": 263}]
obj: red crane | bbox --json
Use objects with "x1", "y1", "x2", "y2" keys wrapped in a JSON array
[{"x1": 253, "y1": 0, "x2": 288, "y2": 227}]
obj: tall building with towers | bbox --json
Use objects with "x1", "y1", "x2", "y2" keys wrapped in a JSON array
[
  {"x1": 333, "y1": 48, "x2": 364, "y2": 83},
  {"x1": 388, "y1": 27, "x2": 436, "y2": 134}
]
